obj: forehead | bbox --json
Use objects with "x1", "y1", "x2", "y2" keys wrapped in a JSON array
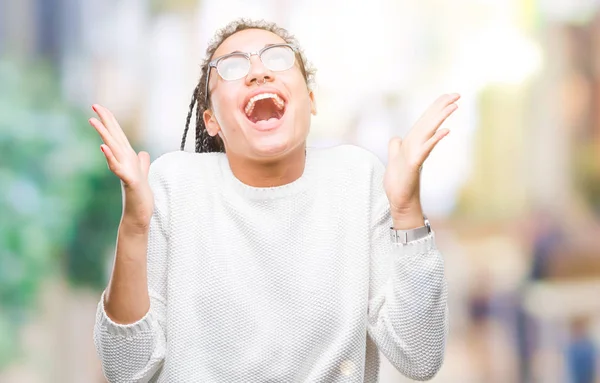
[{"x1": 213, "y1": 29, "x2": 287, "y2": 58}]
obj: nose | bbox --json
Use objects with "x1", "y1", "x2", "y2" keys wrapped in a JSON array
[{"x1": 245, "y1": 54, "x2": 273, "y2": 85}]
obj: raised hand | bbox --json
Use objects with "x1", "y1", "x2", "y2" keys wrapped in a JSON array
[
  {"x1": 89, "y1": 104, "x2": 154, "y2": 231},
  {"x1": 384, "y1": 94, "x2": 460, "y2": 225}
]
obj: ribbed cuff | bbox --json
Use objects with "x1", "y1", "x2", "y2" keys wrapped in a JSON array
[{"x1": 97, "y1": 290, "x2": 156, "y2": 337}]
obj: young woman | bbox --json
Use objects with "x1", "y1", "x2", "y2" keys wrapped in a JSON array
[{"x1": 91, "y1": 18, "x2": 456, "y2": 383}]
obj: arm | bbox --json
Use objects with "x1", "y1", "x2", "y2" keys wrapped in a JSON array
[
  {"x1": 367, "y1": 94, "x2": 458, "y2": 380},
  {"x1": 367, "y1": 187, "x2": 448, "y2": 381},
  {"x1": 89, "y1": 104, "x2": 168, "y2": 382},
  {"x1": 94, "y1": 162, "x2": 169, "y2": 383}
]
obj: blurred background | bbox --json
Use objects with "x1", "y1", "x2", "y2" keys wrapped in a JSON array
[{"x1": 1, "y1": 0, "x2": 600, "y2": 382}]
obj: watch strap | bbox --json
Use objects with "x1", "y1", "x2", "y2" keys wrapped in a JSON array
[{"x1": 390, "y1": 216, "x2": 432, "y2": 244}]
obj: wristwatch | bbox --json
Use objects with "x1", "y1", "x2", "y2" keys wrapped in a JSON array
[{"x1": 390, "y1": 215, "x2": 432, "y2": 244}]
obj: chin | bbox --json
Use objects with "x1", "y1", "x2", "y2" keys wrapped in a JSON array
[
  {"x1": 240, "y1": 113, "x2": 301, "y2": 156},
  {"x1": 250, "y1": 135, "x2": 297, "y2": 158}
]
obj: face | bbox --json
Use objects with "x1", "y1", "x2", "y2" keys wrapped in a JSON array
[{"x1": 203, "y1": 29, "x2": 316, "y2": 161}]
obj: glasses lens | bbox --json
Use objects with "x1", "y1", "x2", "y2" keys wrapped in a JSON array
[
  {"x1": 217, "y1": 55, "x2": 250, "y2": 80},
  {"x1": 261, "y1": 45, "x2": 295, "y2": 72}
]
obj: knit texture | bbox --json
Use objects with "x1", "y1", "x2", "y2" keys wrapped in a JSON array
[{"x1": 94, "y1": 144, "x2": 448, "y2": 383}]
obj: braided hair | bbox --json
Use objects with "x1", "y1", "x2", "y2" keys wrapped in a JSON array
[{"x1": 181, "y1": 18, "x2": 316, "y2": 153}]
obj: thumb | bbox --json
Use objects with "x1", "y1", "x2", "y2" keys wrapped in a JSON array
[
  {"x1": 387, "y1": 136, "x2": 402, "y2": 159},
  {"x1": 138, "y1": 151, "x2": 151, "y2": 178}
]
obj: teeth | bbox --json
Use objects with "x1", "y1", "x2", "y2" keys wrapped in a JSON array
[{"x1": 244, "y1": 93, "x2": 285, "y2": 116}]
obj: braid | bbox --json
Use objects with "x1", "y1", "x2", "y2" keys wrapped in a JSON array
[
  {"x1": 195, "y1": 95, "x2": 203, "y2": 152},
  {"x1": 181, "y1": 79, "x2": 225, "y2": 153},
  {"x1": 181, "y1": 85, "x2": 199, "y2": 151},
  {"x1": 181, "y1": 18, "x2": 316, "y2": 154}
]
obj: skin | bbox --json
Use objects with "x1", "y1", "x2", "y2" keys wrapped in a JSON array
[
  {"x1": 88, "y1": 27, "x2": 459, "y2": 324},
  {"x1": 89, "y1": 104, "x2": 153, "y2": 323},
  {"x1": 385, "y1": 93, "x2": 461, "y2": 229},
  {"x1": 203, "y1": 29, "x2": 317, "y2": 187}
]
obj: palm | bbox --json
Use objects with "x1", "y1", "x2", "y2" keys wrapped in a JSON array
[
  {"x1": 384, "y1": 93, "x2": 460, "y2": 211},
  {"x1": 88, "y1": 104, "x2": 154, "y2": 227},
  {"x1": 88, "y1": 104, "x2": 150, "y2": 188}
]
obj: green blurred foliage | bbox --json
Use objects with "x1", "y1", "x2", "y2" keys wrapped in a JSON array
[{"x1": 0, "y1": 58, "x2": 121, "y2": 367}]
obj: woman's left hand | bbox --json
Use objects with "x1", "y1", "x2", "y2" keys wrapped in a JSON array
[{"x1": 384, "y1": 93, "x2": 460, "y2": 226}]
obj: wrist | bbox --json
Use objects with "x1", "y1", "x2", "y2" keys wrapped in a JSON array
[
  {"x1": 120, "y1": 216, "x2": 151, "y2": 236},
  {"x1": 121, "y1": 184, "x2": 153, "y2": 232},
  {"x1": 122, "y1": 178, "x2": 149, "y2": 192},
  {"x1": 391, "y1": 201, "x2": 424, "y2": 230}
]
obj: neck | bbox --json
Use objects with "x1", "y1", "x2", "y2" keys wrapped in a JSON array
[{"x1": 226, "y1": 145, "x2": 307, "y2": 187}]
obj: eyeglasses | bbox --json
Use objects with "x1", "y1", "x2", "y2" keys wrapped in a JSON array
[{"x1": 204, "y1": 43, "x2": 298, "y2": 104}]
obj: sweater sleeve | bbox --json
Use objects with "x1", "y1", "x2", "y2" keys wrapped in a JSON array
[
  {"x1": 93, "y1": 160, "x2": 170, "y2": 383},
  {"x1": 366, "y1": 160, "x2": 449, "y2": 381}
]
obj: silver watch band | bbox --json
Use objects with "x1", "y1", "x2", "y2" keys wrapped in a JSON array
[{"x1": 390, "y1": 216, "x2": 432, "y2": 244}]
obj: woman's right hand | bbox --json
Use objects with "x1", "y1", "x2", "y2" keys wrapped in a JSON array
[{"x1": 89, "y1": 104, "x2": 154, "y2": 232}]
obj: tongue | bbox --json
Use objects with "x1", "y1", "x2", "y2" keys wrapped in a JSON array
[{"x1": 254, "y1": 117, "x2": 280, "y2": 130}]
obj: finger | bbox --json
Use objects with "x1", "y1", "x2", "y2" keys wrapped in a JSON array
[
  {"x1": 100, "y1": 144, "x2": 121, "y2": 174},
  {"x1": 98, "y1": 105, "x2": 130, "y2": 145},
  {"x1": 420, "y1": 128, "x2": 450, "y2": 162},
  {"x1": 387, "y1": 136, "x2": 402, "y2": 158},
  {"x1": 92, "y1": 104, "x2": 124, "y2": 145},
  {"x1": 89, "y1": 118, "x2": 124, "y2": 160},
  {"x1": 434, "y1": 93, "x2": 461, "y2": 109},
  {"x1": 92, "y1": 104, "x2": 131, "y2": 148},
  {"x1": 411, "y1": 94, "x2": 460, "y2": 138},
  {"x1": 421, "y1": 102, "x2": 458, "y2": 138},
  {"x1": 420, "y1": 93, "x2": 460, "y2": 119},
  {"x1": 103, "y1": 105, "x2": 134, "y2": 149},
  {"x1": 138, "y1": 151, "x2": 151, "y2": 178}
]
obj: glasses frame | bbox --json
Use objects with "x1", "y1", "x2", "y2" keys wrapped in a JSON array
[{"x1": 204, "y1": 43, "x2": 299, "y2": 105}]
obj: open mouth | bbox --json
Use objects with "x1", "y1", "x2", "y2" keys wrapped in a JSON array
[{"x1": 244, "y1": 93, "x2": 286, "y2": 125}]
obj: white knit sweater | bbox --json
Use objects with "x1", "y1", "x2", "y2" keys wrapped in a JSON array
[{"x1": 94, "y1": 144, "x2": 448, "y2": 383}]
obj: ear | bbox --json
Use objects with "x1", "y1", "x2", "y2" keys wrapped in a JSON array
[
  {"x1": 203, "y1": 109, "x2": 220, "y2": 137},
  {"x1": 309, "y1": 90, "x2": 317, "y2": 116}
]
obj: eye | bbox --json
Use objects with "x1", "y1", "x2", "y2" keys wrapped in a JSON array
[
  {"x1": 261, "y1": 46, "x2": 295, "y2": 72},
  {"x1": 217, "y1": 55, "x2": 250, "y2": 80}
]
